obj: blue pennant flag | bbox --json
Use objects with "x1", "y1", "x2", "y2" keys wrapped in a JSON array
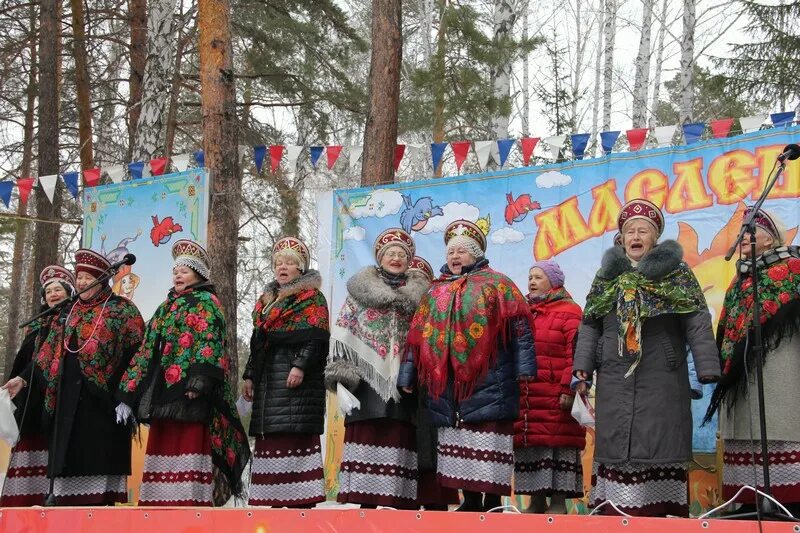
[
  {"x1": 253, "y1": 145, "x2": 266, "y2": 173},
  {"x1": 309, "y1": 146, "x2": 324, "y2": 169},
  {"x1": 0, "y1": 181, "x2": 12, "y2": 207},
  {"x1": 570, "y1": 133, "x2": 591, "y2": 160},
  {"x1": 682, "y1": 122, "x2": 705, "y2": 145},
  {"x1": 770, "y1": 111, "x2": 795, "y2": 128},
  {"x1": 600, "y1": 130, "x2": 621, "y2": 155},
  {"x1": 496, "y1": 139, "x2": 515, "y2": 167},
  {"x1": 430, "y1": 142, "x2": 448, "y2": 170},
  {"x1": 128, "y1": 161, "x2": 145, "y2": 180},
  {"x1": 62, "y1": 171, "x2": 80, "y2": 199},
  {"x1": 194, "y1": 150, "x2": 205, "y2": 168}
]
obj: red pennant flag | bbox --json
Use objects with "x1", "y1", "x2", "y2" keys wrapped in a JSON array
[
  {"x1": 520, "y1": 137, "x2": 540, "y2": 166},
  {"x1": 326, "y1": 145, "x2": 343, "y2": 170},
  {"x1": 150, "y1": 157, "x2": 168, "y2": 176},
  {"x1": 17, "y1": 177, "x2": 34, "y2": 205},
  {"x1": 269, "y1": 145, "x2": 284, "y2": 172},
  {"x1": 83, "y1": 168, "x2": 101, "y2": 187},
  {"x1": 394, "y1": 144, "x2": 406, "y2": 171},
  {"x1": 710, "y1": 118, "x2": 734, "y2": 139},
  {"x1": 450, "y1": 141, "x2": 471, "y2": 171},
  {"x1": 626, "y1": 128, "x2": 648, "y2": 151}
]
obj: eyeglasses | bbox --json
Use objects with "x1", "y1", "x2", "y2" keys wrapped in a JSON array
[{"x1": 385, "y1": 251, "x2": 408, "y2": 260}]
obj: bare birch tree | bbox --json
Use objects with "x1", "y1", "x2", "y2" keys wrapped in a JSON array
[
  {"x1": 632, "y1": 0, "x2": 654, "y2": 127},
  {"x1": 679, "y1": 0, "x2": 696, "y2": 123},
  {"x1": 602, "y1": 0, "x2": 616, "y2": 131},
  {"x1": 490, "y1": 0, "x2": 517, "y2": 138}
]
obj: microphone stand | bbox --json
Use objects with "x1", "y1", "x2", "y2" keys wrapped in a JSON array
[
  {"x1": 17, "y1": 263, "x2": 127, "y2": 506},
  {"x1": 721, "y1": 158, "x2": 796, "y2": 522}
]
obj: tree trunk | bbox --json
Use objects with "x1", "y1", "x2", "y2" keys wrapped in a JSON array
[
  {"x1": 569, "y1": 0, "x2": 586, "y2": 127},
  {"x1": 96, "y1": 19, "x2": 126, "y2": 166},
  {"x1": 33, "y1": 0, "x2": 62, "y2": 282},
  {"x1": 489, "y1": 0, "x2": 516, "y2": 139},
  {"x1": 360, "y1": 0, "x2": 402, "y2": 186},
  {"x1": 133, "y1": 0, "x2": 178, "y2": 161},
  {"x1": 679, "y1": 0, "x2": 696, "y2": 124},
  {"x1": 632, "y1": 0, "x2": 654, "y2": 128},
  {"x1": 590, "y1": 0, "x2": 604, "y2": 154},
  {"x1": 70, "y1": 0, "x2": 94, "y2": 170},
  {"x1": 198, "y1": 0, "x2": 241, "y2": 388},
  {"x1": 648, "y1": 0, "x2": 669, "y2": 129},
  {"x1": 432, "y1": 0, "x2": 447, "y2": 175},
  {"x1": 165, "y1": 7, "x2": 193, "y2": 161},
  {"x1": 602, "y1": 0, "x2": 616, "y2": 131},
  {"x1": 521, "y1": 0, "x2": 529, "y2": 136},
  {"x1": 128, "y1": 0, "x2": 147, "y2": 161}
]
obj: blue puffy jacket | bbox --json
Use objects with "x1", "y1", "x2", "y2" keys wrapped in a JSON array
[{"x1": 398, "y1": 316, "x2": 536, "y2": 427}]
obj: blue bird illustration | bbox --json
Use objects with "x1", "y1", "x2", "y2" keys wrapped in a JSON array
[{"x1": 399, "y1": 194, "x2": 444, "y2": 232}]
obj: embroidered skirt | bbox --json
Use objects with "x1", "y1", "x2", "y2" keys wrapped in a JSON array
[
  {"x1": 590, "y1": 461, "x2": 688, "y2": 517},
  {"x1": 416, "y1": 469, "x2": 459, "y2": 509},
  {"x1": 0, "y1": 433, "x2": 49, "y2": 506},
  {"x1": 52, "y1": 475, "x2": 127, "y2": 505},
  {"x1": 723, "y1": 439, "x2": 800, "y2": 504},
  {"x1": 138, "y1": 419, "x2": 213, "y2": 506},
  {"x1": 248, "y1": 432, "x2": 325, "y2": 507},
  {"x1": 337, "y1": 419, "x2": 418, "y2": 509},
  {"x1": 437, "y1": 421, "x2": 514, "y2": 495},
  {"x1": 514, "y1": 446, "x2": 584, "y2": 497}
]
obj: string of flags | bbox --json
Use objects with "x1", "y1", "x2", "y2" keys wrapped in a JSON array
[{"x1": 0, "y1": 111, "x2": 797, "y2": 209}]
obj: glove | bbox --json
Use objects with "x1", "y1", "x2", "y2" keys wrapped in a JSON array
[{"x1": 115, "y1": 402, "x2": 134, "y2": 425}]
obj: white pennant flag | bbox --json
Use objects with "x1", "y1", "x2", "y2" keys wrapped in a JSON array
[
  {"x1": 740, "y1": 114, "x2": 767, "y2": 133},
  {"x1": 238, "y1": 145, "x2": 249, "y2": 163},
  {"x1": 474, "y1": 140, "x2": 494, "y2": 170},
  {"x1": 653, "y1": 125, "x2": 677, "y2": 147},
  {"x1": 349, "y1": 145, "x2": 364, "y2": 171},
  {"x1": 407, "y1": 143, "x2": 426, "y2": 153},
  {"x1": 105, "y1": 165, "x2": 125, "y2": 184},
  {"x1": 172, "y1": 153, "x2": 191, "y2": 172},
  {"x1": 38, "y1": 174, "x2": 58, "y2": 203},
  {"x1": 285, "y1": 145, "x2": 303, "y2": 173},
  {"x1": 544, "y1": 135, "x2": 567, "y2": 160},
  {"x1": 142, "y1": 161, "x2": 152, "y2": 179}
]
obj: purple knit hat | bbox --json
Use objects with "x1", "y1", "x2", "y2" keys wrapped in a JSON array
[{"x1": 530, "y1": 259, "x2": 565, "y2": 289}]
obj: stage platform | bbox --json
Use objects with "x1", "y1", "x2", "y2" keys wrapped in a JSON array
[{"x1": 0, "y1": 508, "x2": 798, "y2": 533}]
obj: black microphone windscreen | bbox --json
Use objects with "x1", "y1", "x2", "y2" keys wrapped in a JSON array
[
  {"x1": 125, "y1": 253, "x2": 137, "y2": 265},
  {"x1": 784, "y1": 144, "x2": 800, "y2": 161}
]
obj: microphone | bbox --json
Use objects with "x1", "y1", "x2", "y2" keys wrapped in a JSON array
[
  {"x1": 108, "y1": 253, "x2": 136, "y2": 270},
  {"x1": 777, "y1": 144, "x2": 800, "y2": 162}
]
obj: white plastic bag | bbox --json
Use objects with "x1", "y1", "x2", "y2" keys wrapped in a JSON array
[
  {"x1": 0, "y1": 388, "x2": 20, "y2": 446},
  {"x1": 236, "y1": 395, "x2": 253, "y2": 417},
  {"x1": 571, "y1": 393, "x2": 595, "y2": 428},
  {"x1": 337, "y1": 382, "x2": 361, "y2": 416}
]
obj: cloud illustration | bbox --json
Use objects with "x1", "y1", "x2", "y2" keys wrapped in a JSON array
[
  {"x1": 348, "y1": 189, "x2": 404, "y2": 219},
  {"x1": 536, "y1": 170, "x2": 572, "y2": 188},
  {"x1": 343, "y1": 226, "x2": 366, "y2": 241},
  {"x1": 490, "y1": 227, "x2": 525, "y2": 245}
]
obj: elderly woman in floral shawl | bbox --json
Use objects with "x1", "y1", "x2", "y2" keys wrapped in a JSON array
[
  {"x1": 704, "y1": 207, "x2": 800, "y2": 514},
  {"x1": 573, "y1": 199, "x2": 719, "y2": 517},
  {"x1": 117, "y1": 239, "x2": 249, "y2": 506},
  {"x1": 326, "y1": 228, "x2": 428, "y2": 509},
  {"x1": 401, "y1": 219, "x2": 537, "y2": 513}
]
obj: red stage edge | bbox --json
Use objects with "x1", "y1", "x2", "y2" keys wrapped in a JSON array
[{"x1": 0, "y1": 508, "x2": 796, "y2": 533}]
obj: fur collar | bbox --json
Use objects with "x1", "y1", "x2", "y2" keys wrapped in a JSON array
[
  {"x1": 262, "y1": 269, "x2": 322, "y2": 306},
  {"x1": 347, "y1": 266, "x2": 429, "y2": 315},
  {"x1": 598, "y1": 239, "x2": 683, "y2": 281}
]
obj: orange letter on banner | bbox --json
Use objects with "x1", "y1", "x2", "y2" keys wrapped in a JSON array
[
  {"x1": 753, "y1": 145, "x2": 800, "y2": 200},
  {"x1": 625, "y1": 169, "x2": 668, "y2": 207},
  {"x1": 533, "y1": 197, "x2": 591, "y2": 260},
  {"x1": 707, "y1": 149, "x2": 758, "y2": 204},
  {"x1": 666, "y1": 158, "x2": 713, "y2": 213},
  {"x1": 588, "y1": 180, "x2": 623, "y2": 236}
]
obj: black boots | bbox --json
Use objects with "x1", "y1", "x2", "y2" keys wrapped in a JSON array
[{"x1": 455, "y1": 490, "x2": 503, "y2": 512}]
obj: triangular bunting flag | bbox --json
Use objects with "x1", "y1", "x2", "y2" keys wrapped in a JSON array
[
  {"x1": 497, "y1": 139, "x2": 515, "y2": 167},
  {"x1": 770, "y1": 111, "x2": 795, "y2": 128},
  {"x1": 653, "y1": 125, "x2": 676, "y2": 147},
  {"x1": 599, "y1": 131, "x2": 620, "y2": 155},
  {"x1": 626, "y1": 128, "x2": 648, "y2": 151},
  {"x1": 106, "y1": 165, "x2": 125, "y2": 184},
  {"x1": 349, "y1": 145, "x2": 363, "y2": 171},
  {"x1": 710, "y1": 118, "x2": 734, "y2": 139},
  {"x1": 128, "y1": 161, "x2": 145, "y2": 180},
  {"x1": 394, "y1": 144, "x2": 406, "y2": 172},
  {"x1": 450, "y1": 141, "x2": 471, "y2": 171},
  {"x1": 474, "y1": 140, "x2": 494, "y2": 170},
  {"x1": 570, "y1": 133, "x2": 591, "y2": 160},
  {"x1": 520, "y1": 137, "x2": 540, "y2": 166},
  {"x1": 326, "y1": 145, "x2": 343, "y2": 170},
  {"x1": 62, "y1": 171, "x2": 79, "y2": 199},
  {"x1": 253, "y1": 145, "x2": 266, "y2": 173},
  {"x1": 430, "y1": 142, "x2": 448, "y2": 171},
  {"x1": 544, "y1": 135, "x2": 566, "y2": 160},
  {"x1": 194, "y1": 150, "x2": 205, "y2": 168},
  {"x1": 309, "y1": 146, "x2": 324, "y2": 169},
  {"x1": 17, "y1": 177, "x2": 34, "y2": 205},
  {"x1": 269, "y1": 145, "x2": 284, "y2": 172},
  {"x1": 682, "y1": 122, "x2": 705, "y2": 145},
  {"x1": 0, "y1": 181, "x2": 12, "y2": 208},
  {"x1": 740, "y1": 115, "x2": 766, "y2": 133},
  {"x1": 150, "y1": 157, "x2": 168, "y2": 176},
  {"x1": 238, "y1": 145, "x2": 249, "y2": 162},
  {"x1": 407, "y1": 143, "x2": 426, "y2": 153},
  {"x1": 172, "y1": 154, "x2": 191, "y2": 172},
  {"x1": 285, "y1": 146, "x2": 303, "y2": 172},
  {"x1": 83, "y1": 168, "x2": 101, "y2": 187},
  {"x1": 39, "y1": 174, "x2": 58, "y2": 203}
]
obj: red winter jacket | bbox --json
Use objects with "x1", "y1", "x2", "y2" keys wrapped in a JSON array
[{"x1": 514, "y1": 289, "x2": 586, "y2": 450}]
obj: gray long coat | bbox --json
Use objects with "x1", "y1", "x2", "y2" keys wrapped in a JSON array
[{"x1": 573, "y1": 241, "x2": 720, "y2": 464}]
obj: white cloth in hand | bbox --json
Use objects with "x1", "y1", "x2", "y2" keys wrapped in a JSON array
[{"x1": 115, "y1": 402, "x2": 133, "y2": 425}]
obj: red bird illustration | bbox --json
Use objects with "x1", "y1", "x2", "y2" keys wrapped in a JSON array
[
  {"x1": 504, "y1": 193, "x2": 541, "y2": 225},
  {"x1": 150, "y1": 215, "x2": 183, "y2": 246}
]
